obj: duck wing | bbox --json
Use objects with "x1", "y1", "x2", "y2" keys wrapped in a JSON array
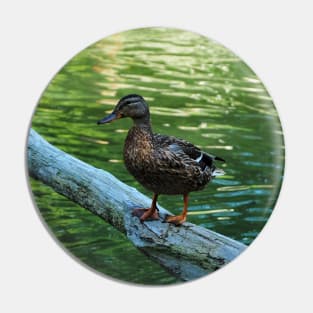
[{"x1": 153, "y1": 134, "x2": 225, "y2": 173}]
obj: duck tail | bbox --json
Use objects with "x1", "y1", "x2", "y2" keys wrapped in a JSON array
[
  {"x1": 200, "y1": 152, "x2": 226, "y2": 177},
  {"x1": 202, "y1": 152, "x2": 225, "y2": 167},
  {"x1": 214, "y1": 155, "x2": 226, "y2": 163},
  {"x1": 212, "y1": 168, "x2": 225, "y2": 177}
]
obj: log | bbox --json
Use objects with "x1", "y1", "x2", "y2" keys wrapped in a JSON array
[{"x1": 27, "y1": 128, "x2": 246, "y2": 281}]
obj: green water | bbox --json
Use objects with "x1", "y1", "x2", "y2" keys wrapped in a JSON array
[{"x1": 29, "y1": 27, "x2": 284, "y2": 285}]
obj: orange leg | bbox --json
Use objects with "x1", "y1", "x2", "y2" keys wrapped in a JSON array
[
  {"x1": 165, "y1": 194, "x2": 188, "y2": 226},
  {"x1": 132, "y1": 194, "x2": 159, "y2": 222}
]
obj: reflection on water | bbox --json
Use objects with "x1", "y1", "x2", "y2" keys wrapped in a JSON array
[{"x1": 29, "y1": 28, "x2": 284, "y2": 285}]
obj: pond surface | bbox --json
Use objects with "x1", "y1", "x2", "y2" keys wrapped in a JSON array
[{"x1": 29, "y1": 28, "x2": 284, "y2": 285}]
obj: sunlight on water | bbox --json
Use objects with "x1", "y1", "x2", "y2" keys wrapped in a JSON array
[
  {"x1": 188, "y1": 208, "x2": 235, "y2": 215},
  {"x1": 217, "y1": 185, "x2": 274, "y2": 192}
]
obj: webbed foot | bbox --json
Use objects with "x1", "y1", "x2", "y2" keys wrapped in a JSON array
[
  {"x1": 132, "y1": 207, "x2": 159, "y2": 222},
  {"x1": 164, "y1": 214, "x2": 186, "y2": 226}
]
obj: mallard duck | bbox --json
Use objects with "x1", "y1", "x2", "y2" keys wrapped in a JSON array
[{"x1": 97, "y1": 94, "x2": 225, "y2": 225}]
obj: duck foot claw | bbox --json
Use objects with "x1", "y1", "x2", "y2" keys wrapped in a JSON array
[{"x1": 132, "y1": 208, "x2": 159, "y2": 222}]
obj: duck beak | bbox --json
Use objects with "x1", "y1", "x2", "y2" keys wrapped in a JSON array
[{"x1": 97, "y1": 112, "x2": 120, "y2": 124}]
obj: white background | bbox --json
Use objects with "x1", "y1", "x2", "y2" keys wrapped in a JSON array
[{"x1": 1, "y1": 0, "x2": 312, "y2": 312}]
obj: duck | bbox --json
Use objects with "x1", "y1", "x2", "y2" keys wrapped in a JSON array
[{"x1": 97, "y1": 94, "x2": 225, "y2": 225}]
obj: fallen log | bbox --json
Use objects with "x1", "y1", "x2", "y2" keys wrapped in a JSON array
[{"x1": 27, "y1": 128, "x2": 246, "y2": 281}]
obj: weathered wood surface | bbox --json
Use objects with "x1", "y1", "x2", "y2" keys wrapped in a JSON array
[{"x1": 27, "y1": 128, "x2": 246, "y2": 281}]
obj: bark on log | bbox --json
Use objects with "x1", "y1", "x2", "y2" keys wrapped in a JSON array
[{"x1": 27, "y1": 128, "x2": 246, "y2": 281}]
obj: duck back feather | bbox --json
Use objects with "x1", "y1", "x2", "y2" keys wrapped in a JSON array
[{"x1": 154, "y1": 133, "x2": 225, "y2": 173}]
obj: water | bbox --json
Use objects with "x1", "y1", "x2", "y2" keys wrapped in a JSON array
[{"x1": 29, "y1": 27, "x2": 284, "y2": 285}]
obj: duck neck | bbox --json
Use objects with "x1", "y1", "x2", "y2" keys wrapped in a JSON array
[
  {"x1": 132, "y1": 115, "x2": 152, "y2": 132},
  {"x1": 125, "y1": 116, "x2": 154, "y2": 158}
]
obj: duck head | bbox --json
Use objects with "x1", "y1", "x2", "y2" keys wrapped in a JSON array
[{"x1": 97, "y1": 94, "x2": 150, "y2": 126}]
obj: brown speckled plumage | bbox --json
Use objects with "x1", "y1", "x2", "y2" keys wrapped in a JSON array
[
  {"x1": 124, "y1": 126, "x2": 211, "y2": 195},
  {"x1": 97, "y1": 94, "x2": 225, "y2": 225}
]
